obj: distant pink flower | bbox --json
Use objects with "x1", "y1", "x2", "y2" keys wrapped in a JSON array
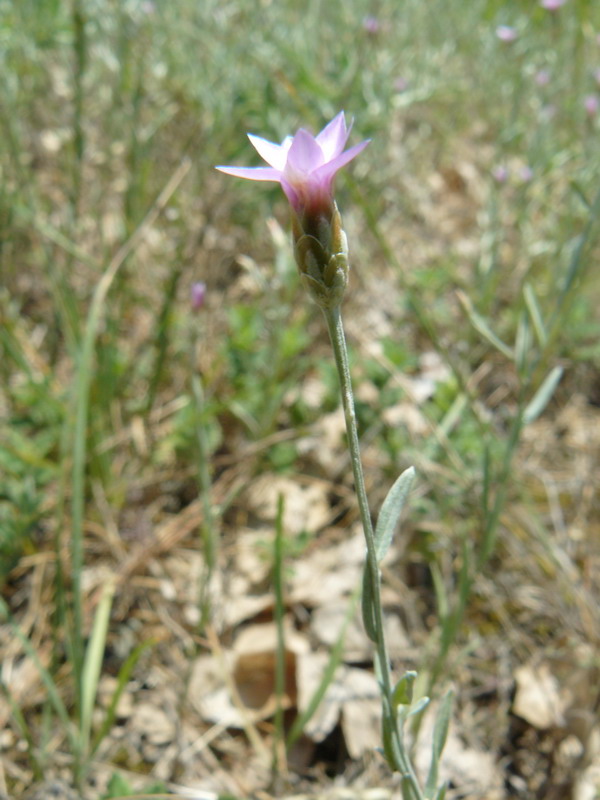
[
  {"x1": 584, "y1": 94, "x2": 599, "y2": 117},
  {"x1": 535, "y1": 68, "x2": 551, "y2": 86},
  {"x1": 191, "y1": 282, "x2": 206, "y2": 311},
  {"x1": 362, "y1": 15, "x2": 380, "y2": 34},
  {"x1": 492, "y1": 165, "x2": 510, "y2": 183},
  {"x1": 394, "y1": 77, "x2": 409, "y2": 92},
  {"x1": 496, "y1": 25, "x2": 518, "y2": 42},
  {"x1": 216, "y1": 112, "x2": 370, "y2": 218},
  {"x1": 540, "y1": 0, "x2": 566, "y2": 9}
]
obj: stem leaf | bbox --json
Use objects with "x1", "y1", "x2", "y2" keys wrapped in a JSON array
[
  {"x1": 425, "y1": 689, "x2": 454, "y2": 799},
  {"x1": 392, "y1": 670, "x2": 417, "y2": 709},
  {"x1": 361, "y1": 566, "x2": 378, "y2": 642},
  {"x1": 523, "y1": 283, "x2": 547, "y2": 348},
  {"x1": 523, "y1": 366, "x2": 563, "y2": 425},
  {"x1": 81, "y1": 580, "x2": 115, "y2": 751},
  {"x1": 375, "y1": 466, "x2": 416, "y2": 562},
  {"x1": 456, "y1": 290, "x2": 514, "y2": 360}
]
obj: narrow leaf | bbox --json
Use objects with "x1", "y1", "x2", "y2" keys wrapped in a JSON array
[
  {"x1": 425, "y1": 689, "x2": 454, "y2": 798},
  {"x1": 0, "y1": 599, "x2": 76, "y2": 750},
  {"x1": 91, "y1": 639, "x2": 155, "y2": 756},
  {"x1": 435, "y1": 783, "x2": 448, "y2": 800},
  {"x1": 523, "y1": 283, "x2": 547, "y2": 348},
  {"x1": 407, "y1": 695, "x2": 430, "y2": 718},
  {"x1": 375, "y1": 466, "x2": 415, "y2": 562},
  {"x1": 456, "y1": 290, "x2": 514, "y2": 359},
  {"x1": 523, "y1": 366, "x2": 563, "y2": 425},
  {"x1": 81, "y1": 580, "x2": 115, "y2": 750},
  {"x1": 392, "y1": 670, "x2": 417, "y2": 709},
  {"x1": 361, "y1": 566, "x2": 378, "y2": 642},
  {"x1": 514, "y1": 312, "x2": 530, "y2": 374}
]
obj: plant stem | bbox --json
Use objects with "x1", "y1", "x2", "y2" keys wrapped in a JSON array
[
  {"x1": 323, "y1": 306, "x2": 423, "y2": 799},
  {"x1": 191, "y1": 363, "x2": 217, "y2": 632}
]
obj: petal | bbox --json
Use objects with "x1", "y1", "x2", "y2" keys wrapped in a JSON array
[
  {"x1": 215, "y1": 165, "x2": 282, "y2": 182},
  {"x1": 316, "y1": 112, "x2": 350, "y2": 160},
  {"x1": 312, "y1": 138, "x2": 370, "y2": 183},
  {"x1": 285, "y1": 128, "x2": 325, "y2": 174},
  {"x1": 280, "y1": 176, "x2": 299, "y2": 208},
  {"x1": 247, "y1": 134, "x2": 288, "y2": 170}
]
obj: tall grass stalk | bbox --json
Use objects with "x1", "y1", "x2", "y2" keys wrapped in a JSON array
[
  {"x1": 272, "y1": 494, "x2": 287, "y2": 779},
  {"x1": 66, "y1": 159, "x2": 190, "y2": 778},
  {"x1": 191, "y1": 366, "x2": 218, "y2": 632},
  {"x1": 71, "y1": 0, "x2": 87, "y2": 219}
]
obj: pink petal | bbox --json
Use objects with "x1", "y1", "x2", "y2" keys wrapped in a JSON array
[
  {"x1": 286, "y1": 129, "x2": 325, "y2": 173},
  {"x1": 247, "y1": 134, "x2": 288, "y2": 170},
  {"x1": 215, "y1": 165, "x2": 282, "y2": 181},
  {"x1": 313, "y1": 138, "x2": 370, "y2": 182},
  {"x1": 280, "y1": 176, "x2": 299, "y2": 207},
  {"x1": 316, "y1": 112, "x2": 351, "y2": 160}
]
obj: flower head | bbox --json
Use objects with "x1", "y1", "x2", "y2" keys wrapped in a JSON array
[
  {"x1": 190, "y1": 281, "x2": 206, "y2": 312},
  {"x1": 362, "y1": 15, "x2": 380, "y2": 34},
  {"x1": 584, "y1": 94, "x2": 599, "y2": 117},
  {"x1": 394, "y1": 76, "x2": 410, "y2": 93},
  {"x1": 217, "y1": 113, "x2": 369, "y2": 309},
  {"x1": 540, "y1": 0, "x2": 566, "y2": 9},
  {"x1": 534, "y1": 68, "x2": 551, "y2": 86},
  {"x1": 496, "y1": 25, "x2": 518, "y2": 42},
  {"x1": 491, "y1": 164, "x2": 510, "y2": 183},
  {"x1": 216, "y1": 112, "x2": 369, "y2": 219}
]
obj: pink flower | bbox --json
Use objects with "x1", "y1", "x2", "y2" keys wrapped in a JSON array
[
  {"x1": 540, "y1": 0, "x2": 566, "y2": 9},
  {"x1": 394, "y1": 77, "x2": 410, "y2": 92},
  {"x1": 216, "y1": 112, "x2": 369, "y2": 219},
  {"x1": 534, "y1": 68, "x2": 551, "y2": 86},
  {"x1": 362, "y1": 15, "x2": 380, "y2": 34},
  {"x1": 584, "y1": 94, "x2": 599, "y2": 117},
  {"x1": 191, "y1": 282, "x2": 206, "y2": 311},
  {"x1": 492, "y1": 165, "x2": 510, "y2": 183},
  {"x1": 496, "y1": 25, "x2": 518, "y2": 42}
]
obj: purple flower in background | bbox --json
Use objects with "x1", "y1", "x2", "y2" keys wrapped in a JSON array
[
  {"x1": 394, "y1": 77, "x2": 410, "y2": 93},
  {"x1": 191, "y1": 282, "x2": 207, "y2": 311},
  {"x1": 362, "y1": 15, "x2": 380, "y2": 34},
  {"x1": 216, "y1": 112, "x2": 370, "y2": 219},
  {"x1": 496, "y1": 25, "x2": 518, "y2": 43},
  {"x1": 540, "y1": 0, "x2": 567, "y2": 9},
  {"x1": 584, "y1": 94, "x2": 599, "y2": 117},
  {"x1": 535, "y1": 68, "x2": 551, "y2": 86},
  {"x1": 492, "y1": 165, "x2": 510, "y2": 183}
]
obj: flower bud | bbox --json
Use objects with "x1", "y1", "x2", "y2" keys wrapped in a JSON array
[{"x1": 292, "y1": 202, "x2": 349, "y2": 309}]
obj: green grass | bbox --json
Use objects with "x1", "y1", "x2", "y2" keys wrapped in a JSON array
[{"x1": 1, "y1": 0, "x2": 599, "y2": 796}]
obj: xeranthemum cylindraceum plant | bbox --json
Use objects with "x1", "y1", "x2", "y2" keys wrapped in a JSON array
[{"x1": 217, "y1": 113, "x2": 452, "y2": 800}]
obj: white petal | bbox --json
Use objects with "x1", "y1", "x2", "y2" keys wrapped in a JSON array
[{"x1": 247, "y1": 134, "x2": 288, "y2": 170}]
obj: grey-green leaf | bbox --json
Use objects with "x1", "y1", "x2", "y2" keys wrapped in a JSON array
[
  {"x1": 523, "y1": 366, "x2": 563, "y2": 425},
  {"x1": 425, "y1": 689, "x2": 454, "y2": 798},
  {"x1": 375, "y1": 466, "x2": 415, "y2": 562},
  {"x1": 361, "y1": 566, "x2": 378, "y2": 642},
  {"x1": 392, "y1": 670, "x2": 417, "y2": 709},
  {"x1": 456, "y1": 290, "x2": 514, "y2": 360}
]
